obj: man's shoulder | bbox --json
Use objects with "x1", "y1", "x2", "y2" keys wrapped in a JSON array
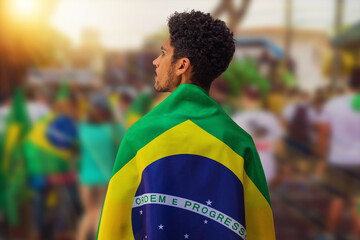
[
  {"x1": 207, "y1": 104, "x2": 255, "y2": 143},
  {"x1": 126, "y1": 104, "x2": 164, "y2": 133},
  {"x1": 127, "y1": 110, "x2": 252, "y2": 144},
  {"x1": 124, "y1": 85, "x2": 254, "y2": 150}
]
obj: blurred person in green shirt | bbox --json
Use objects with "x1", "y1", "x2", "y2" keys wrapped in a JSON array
[{"x1": 76, "y1": 93, "x2": 125, "y2": 240}]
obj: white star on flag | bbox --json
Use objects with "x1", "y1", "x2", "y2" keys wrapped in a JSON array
[
  {"x1": 140, "y1": 210, "x2": 143, "y2": 215},
  {"x1": 206, "y1": 200, "x2": 212, "y2": 206},
  {"x1": 158, "y1": 224, "x2": 164, "y2": 230},
  {"x1": 204, "y1": 220, "x2": 208, "y2": 224},
  {"x1": 184, "y1": 233, "x2": 189, "y2": 239}
]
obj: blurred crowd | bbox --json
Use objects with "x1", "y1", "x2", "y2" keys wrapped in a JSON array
[
  {"x1": 0, "y1": 49, "x2": 359, "y2": 240},
  {"x1": 0, "y1": 0, "x2": 359, "y2": 239}
]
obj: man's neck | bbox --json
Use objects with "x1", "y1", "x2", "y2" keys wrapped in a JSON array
[{"x1": 174, "y1": 82, "x2": 209, "y2": 94}]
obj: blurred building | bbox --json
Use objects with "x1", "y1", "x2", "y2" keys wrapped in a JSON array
[
  {"x1": 66, "y1": 28, "x2": 105, "y2": 85},
  {"x1": 28, "y1": 28, "x2": 105, "y2": 86},
  {"x1": 72, "y1": 28, "x2": 105, "y2": 75},
  {"x1": 333, "y1": 21, "x2": 360, "y2": 49}
]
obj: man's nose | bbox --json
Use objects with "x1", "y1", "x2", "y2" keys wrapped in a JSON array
[{"x1": 153, "y1": 57, "x2": 159, "y2": 67}]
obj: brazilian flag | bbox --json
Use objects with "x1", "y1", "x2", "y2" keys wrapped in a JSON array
[
  {"x1": 97, "y1": 84, "x2": 275, "y2": 240},
  {"x1": 24, "y1": 81, "x2": 77, "y2": 177},
  {"x1": 0, "y1": 88, "x2": 31, "y2": 226},
  {"x1": 24, "y1": 113, "x2": 77, "y2": 176}
]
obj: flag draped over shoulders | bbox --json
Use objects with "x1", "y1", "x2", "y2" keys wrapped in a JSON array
[{"x1": 97, "y1": 84, "x2": 275, "y2": 240}]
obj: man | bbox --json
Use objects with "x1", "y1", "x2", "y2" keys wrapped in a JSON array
[
  {"x1": 316, "y1": 68, "x2": 360, "y2": 240},
  {"x1": 97, "y1": 10, "x2": 275, "y2": 240}
]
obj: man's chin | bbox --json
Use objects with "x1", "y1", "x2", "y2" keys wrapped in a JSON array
[
  {"x1": 154, "y1": 86, "x2": 168, "y2": 92},
  {"x1": 154, "y1": 84, "x2": 170, "y2": 93}
]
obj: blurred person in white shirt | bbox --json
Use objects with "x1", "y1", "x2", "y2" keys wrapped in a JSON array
[
  {"x1": 316, "y1": 67, "x2": 360, "y2": 240},
  {"x1": 1, "y1": 87, "x2": 50, "y2": 131},
  {"x1": 0, "y1": 95, "x2": 11, "y2": 134},
  {"x1": 26, "y1": 86, "x2": 50, "y2": 123},
  {"x1": 232, "y1": 86, "x2": 283, "y2": 184}
]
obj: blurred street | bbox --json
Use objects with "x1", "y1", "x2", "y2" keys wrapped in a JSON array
[{"x1": 0, "y1": 0, "x2": 360, "y2": 239}]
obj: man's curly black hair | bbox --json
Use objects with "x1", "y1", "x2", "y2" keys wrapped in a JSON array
[{"x1": 168, "y1": 10, "x2": 235, "y2": 89}]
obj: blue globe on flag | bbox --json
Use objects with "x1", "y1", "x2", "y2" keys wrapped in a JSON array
[
  {"x1": 46, "y1": 115, "x2": 77, "y2": 150},
  {"x1": 132, "y1": 154, "x2": 246, "y2": 240}
]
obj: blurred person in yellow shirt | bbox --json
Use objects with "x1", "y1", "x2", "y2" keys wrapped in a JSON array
[{"x1": 266, "y1": 85, "x2": 286, "y2": 116}]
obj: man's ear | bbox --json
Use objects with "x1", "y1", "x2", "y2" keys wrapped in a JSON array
[{"x1": 175, "y1": 58, "x2": 191, "y2": 76}]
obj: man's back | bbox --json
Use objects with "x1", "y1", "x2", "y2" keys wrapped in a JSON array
[{"x1": 97, "y1": 84, "x2": 274, "y2": 240}]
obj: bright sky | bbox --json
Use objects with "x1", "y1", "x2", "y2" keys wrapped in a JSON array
[{"x1": 50, "y1": 0, "x2": 360, "y2": 49}]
